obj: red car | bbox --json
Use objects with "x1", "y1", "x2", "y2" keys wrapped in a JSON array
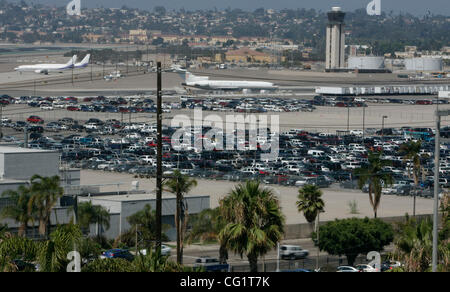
[
  {"x1": 67, "y1": 106, "x2": 80, "y2": 111},
  {"x1": 27, "y1": 115, "x2": 44, "y2": 124}
]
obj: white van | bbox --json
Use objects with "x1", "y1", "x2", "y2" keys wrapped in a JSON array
[{"x1": 307, "y1": 150, "x2": 325, "y2": 158}]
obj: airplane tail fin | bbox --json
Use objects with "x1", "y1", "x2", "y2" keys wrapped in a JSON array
[
  {"x1": 77, "y1": 54, "x2": 90, "y2": 68},
  {"x1": 170, "y1": 64, "x2": 208, "y2": 83},
  {"x1": 185, "y1": 72, "x2": 209, "y2": 83},
  {"x1": 66, "y1": 55, "x2": 77, "y2": 67}
]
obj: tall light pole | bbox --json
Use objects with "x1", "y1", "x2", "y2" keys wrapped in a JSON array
[{"x1": 381, "y1": 115, "x2": 388, "y2": 142}]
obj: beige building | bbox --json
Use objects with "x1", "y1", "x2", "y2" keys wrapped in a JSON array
[
  {"x1": 225, "y1": 47, "x2": 274, "y2": 64},
  {"x1": 129, "y1": 29, "x2": 148, "y2": 42}
]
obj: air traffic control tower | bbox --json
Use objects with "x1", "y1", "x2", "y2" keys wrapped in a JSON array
[{"x1": 325, "y1": 7, "x2": 346, "y2": 72}]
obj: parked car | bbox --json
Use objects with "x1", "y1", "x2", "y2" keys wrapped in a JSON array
[
  {"x1": 27, "y1": 115, "x2": 44, "y2": 124},
  {"x1": 279, "y1": 245, "x2": 309, "y2": 260},
  {"x1": 355, "y1": 264, "x2": 378, "y2": 272},
  {"x1": 100, "y1": 249, "x2": 134, "y2": 261},
  {"x1": 336, "y1": 266, "x2": 360, "y2": 272}
]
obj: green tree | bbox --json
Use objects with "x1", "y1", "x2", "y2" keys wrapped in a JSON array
[
  {"x1": 297, "y1": 184, "x2": 325, "y2": 223},
  {"x1": 82, "y1": 258, "x2": 135, "y2": 272},
  {"x1": 133, "y1": 250, "x2": 204, "y2": 272},
  {"x1": 0, "y1": 224, "x2": 7, "y2": 238},
  {"x1": 37, "y1": 224, "x2": 83, "y2": 272},
  {"x1": 354, "y1": 151, "x2": 394, "y2": 218},
  {"x1": 28, "y1": 175, "x2": 64, "y2": 238},
  {"x1": 392, "y1": 215, "x2": 449, "y2": 272},
  {"x1": 0, "y1": 236, "x2": 38, "y2": 272},
  {"x1": 315, "y1": 217, "x2": 394, "y2": 266},
  {"x1": 399, "y1": 141, "x2": 424, "y2": 217},
  {"x1": 121, "y1": 204, "x2": 169, "y2": 250},
  {"x1": 77, "y1": 201, "x2": 110, "y2": 237},
  {"x1": 187, "y1": 207, "x2": 228, "y2": 264},
  {"x1": 1, "y1": 186, "x2": 35, "y2": 237},
  {"x1": 219, "y1": 181, "x2": 285, "y2": 272},
  {"x1": 163, "y1": 170, "x2": 197, "y2": 264}
]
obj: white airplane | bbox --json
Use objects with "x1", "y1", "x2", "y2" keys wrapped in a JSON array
[
  {"x1": 173, "y1": 65, "x2": 277, "y2": 91},
  {"x1": 74, "y1": 54, "x2": 90, "y2": 69},
  {"x1": 14, "y1": 55, "x2": 77, "y2": 74}
]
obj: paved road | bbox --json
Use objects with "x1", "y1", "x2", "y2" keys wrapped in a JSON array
[{"x1": 167, "y1": 238, "x2": 395, "y2": 272}]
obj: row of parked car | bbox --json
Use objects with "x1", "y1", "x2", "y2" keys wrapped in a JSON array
[{"x1": 3, "y1": 112, "x2": 449, "y2": 196}]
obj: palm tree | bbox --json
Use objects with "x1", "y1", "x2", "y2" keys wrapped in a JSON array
[
  {"x1": 399, "y1": 141, "x2": 424, "y2": 217},
  {"x1": 186, "y1": 207, "x2": 228, "y2": 264},
  {"x1": 219, "y1": 181, "x2": 285, "y2": 272},
  {"x1": 163, "y1": 170, "x2": 197, "y2": 264},
  {"x1": 1, "y1": 186, "x2": 35, "y2": 237},
  {"x1": 354, "y1": 151, "x2": 394, "y2": 218},
  {"x1": 28, "y1": 175, "x2": 64, "y2": 238},
  {"x1": 77, "y1": 201, "x2": 110, "y2": 237},
  {"x1": 0, "y1": 235, "x2": 38, "y2": 272},
  {"x1": 297, "y1": 184, "x2": 325, "y2": 223},
  {"x1": 37, "y1": 224, "x2": 83, "y2": 272}
]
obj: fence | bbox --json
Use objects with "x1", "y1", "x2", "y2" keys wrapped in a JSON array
[{"x1": 229, "y1": 253, "x2": 386, "y2": 272}]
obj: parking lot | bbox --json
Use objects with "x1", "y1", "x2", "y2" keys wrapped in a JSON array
[{"x1": 0, "y1": 93, "x2": 445, "y2": 224}]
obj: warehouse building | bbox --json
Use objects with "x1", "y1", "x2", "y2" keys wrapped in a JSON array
[
  {"x1": 404, "y1": 57, "x2": 443, "y2": 72},
  {"x1": 78, "y1": 192, "x2": 210, "y2": 240}
]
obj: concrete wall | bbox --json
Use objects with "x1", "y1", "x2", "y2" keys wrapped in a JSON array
[
  {"x1": 283, "y1": 214, "x2": 434, "y2": 240},
  {"x1": 1, "y1": 152, "x2": 59, "y2": 180}
]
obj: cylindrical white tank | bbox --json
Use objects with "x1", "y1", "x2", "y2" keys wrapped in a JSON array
[
  {"x1": 404, "y1": 57, "x2": 443, "y2": 71},
  {"x1": 348, "y1": 56, "x2": 385, "y2": 70}
]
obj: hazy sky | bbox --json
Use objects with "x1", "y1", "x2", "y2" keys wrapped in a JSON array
[{"x1": 15, "y1": 0, "x2": 450, "y2": 16}]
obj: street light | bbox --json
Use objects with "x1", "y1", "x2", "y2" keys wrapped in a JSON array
[{"x1": 381, "y1": 115, "x2": 388, "y2": 142}]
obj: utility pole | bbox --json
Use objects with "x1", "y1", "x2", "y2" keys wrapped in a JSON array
[
  {"x1": 126, "y1": 46, "x2": 129, "y2": 75},
  {"x1": 347, "y1": 106, "x2": 350, "y2": 133},
  {"x1": 156, "y1": 62, "x2": 163, "y2": 254},
  {"x1": 362, "y1": 106, "x2": 366, "y2": 142},
  {"x1": 24, "y1": 127, "x2": 28, "y2": 148},
  {"x1": 381, "y1": 115, "x2": 388, "y2": 142},
  {"x1": 90, "y1": 50, "x2": 93, "y2": 82},
  {"x1": 129, "y1": 99, "x2": 132, "y2": 124},
  {"x1": 316, "y1": 212, "x2": 320, "y2": 271},
  {"x1": 0, "y1": 105, "x2": 3, "y2": 140}
]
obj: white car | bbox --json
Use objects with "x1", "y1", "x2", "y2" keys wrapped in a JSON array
[
  {"x1": 337, "y1": 266, "x2": 360, "y2": 272},
  {"x1": 279, "y1": 245, "x2": 309, "y2": 260},
  {"x1": 40, "y1": 104, "x2": 53, "y2": 110},
  {"x1": 140, "y1": 245, "x2": 171, "y2": 257},
  {"x1": 355, "y1": 264, "x2": 379, "y2": 272}
]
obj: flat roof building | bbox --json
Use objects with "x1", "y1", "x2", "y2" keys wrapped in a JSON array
[{"x1": 79, "y1": 192, "x2": 210, "y2": 240}]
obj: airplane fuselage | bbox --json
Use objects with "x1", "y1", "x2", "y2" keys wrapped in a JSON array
[{"x1": 183, "y1": 80, "x2": 277, "y2": 90}]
